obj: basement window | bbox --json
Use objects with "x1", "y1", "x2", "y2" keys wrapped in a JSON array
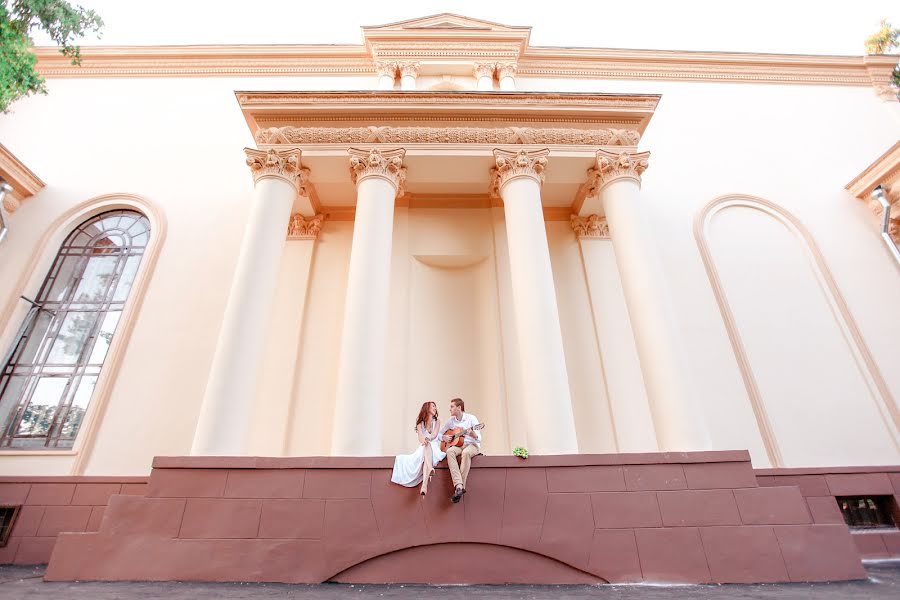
[
  {"x1": 0, "y1": 506, "x2": 20, "y2": 547},
  {"x1": 836, "y1": 496, "x2": 897, "y2": 529}
]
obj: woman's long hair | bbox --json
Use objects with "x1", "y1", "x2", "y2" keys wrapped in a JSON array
[{"x1": 415, "y1": 401, "x2": 438, "y2": 432}]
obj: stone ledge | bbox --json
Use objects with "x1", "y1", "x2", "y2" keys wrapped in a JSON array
[{"x1": 152, "y1": 450, "x2": 751, "y2": 470}]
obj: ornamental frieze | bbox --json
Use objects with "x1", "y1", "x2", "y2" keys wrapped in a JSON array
[{"x1": 256, "y1": 126, "x2": 640, "y2": 146}]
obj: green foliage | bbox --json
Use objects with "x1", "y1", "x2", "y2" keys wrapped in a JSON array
[
  {"x1": 865, "y1": 19, "x2": 899, "y2": 54},
  {"x1": 0, "y1": 0, "x2": 102, "y2": 113},
  {"x1": 512, "y1": 446, "x2": 529, "y2": 459},
  {"x1": 865, "y1": 19, "x2": 900, "y2": 92}
]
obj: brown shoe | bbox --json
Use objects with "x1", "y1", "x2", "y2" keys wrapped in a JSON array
[{"x1": 451, "y1": 485, "x2": 464, "y2": 503}]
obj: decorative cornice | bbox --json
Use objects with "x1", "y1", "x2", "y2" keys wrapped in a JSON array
[
  {"x1": 348, "y1": 147, "x2": 407, "y2": 196},
  {"x1": 473, "y1": 62, "x2": 496, "y2": 79},
  {"x1": 0, "y1": 143, "x2": 45, "y2": 214},
  {"x1": 490, "y1": 148, "x2": 549, "y2": 198},
  {"x1": 589, "y1": 149, "x2": 651, "y2": 191},
  {"x1": 865, "y1": 56, "x2": 900, "y2": 102},
  {"x1": 497, "y1": 62, "x2": 517, "y2": 79},
  {"x1": 287, "y1": 213, "x2": 326, "y2": 240},
  {"x1": 244, "y1": 147, "x2": 308, "y2": 193},
  {"x1": 846, "y1": 142, "x2": 900, "y2": 243},
  {"x1": 32, "y1": 41, "x2": 895, "y2": 89},
  {"x1": 256, "y1": 125, "x2": 641, "y2": 146},
  {"x1": 398, "y1": 61, "x2": 421, "y2": 77},
  {"x1": 570, "y1": 214, "x2": 609, "y2": 239}
]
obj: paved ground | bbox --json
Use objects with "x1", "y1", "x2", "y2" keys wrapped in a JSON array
[{"x1": 0, "y1": 562, "x2": 898, "y2": 598}]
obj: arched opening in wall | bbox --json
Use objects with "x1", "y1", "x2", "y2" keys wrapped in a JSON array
[
  {"x1": 695, "y1": 195, "x2": 899, "y2": 467},
  {"x1": 0, "y1": 210, "x2": 151, "y2": 449}
]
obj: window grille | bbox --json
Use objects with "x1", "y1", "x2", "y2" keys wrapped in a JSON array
[
  {"x1": 836, "y1": 495, "x2": 898, "y2": 529},
  {"x1": 0, "y1": 210, "x2": 150, "y2": 448},
  {"x1": 0, "y1": 506, "x2": 20, "y2": 547}
]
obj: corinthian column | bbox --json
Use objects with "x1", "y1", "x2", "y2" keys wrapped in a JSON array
[
  {"x1": 590, "y1": 149, "x2": 711, "y2": 451},
  {"x1": 492, "y1": 149, "x2": 578, "y2": 454},
  {"x1": 398, "y1": 62, "x2": 420, "y2": 91},
  {"x1": 191, "y1": 148, "x2": 304, "y2": 455},
  {"x1": 376, "y1": 62, "x2": 397, "y2": 90},
  {"x1": 331, "y1": 148, "x2": 406, "y2": 455},
  {"x1": 570, "y1": 215, "x2": 658, "y2": 452},
  {"x1": 497, "y1": 63, "x2": 517, "y2": 91},
  {"x1": 474, "y1": 62, "x2": 495, "y2": 91}
]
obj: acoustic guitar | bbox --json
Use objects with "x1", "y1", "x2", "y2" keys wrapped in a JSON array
[{"x1": 440, "y1": 422, "x2": 485, "y2": 452}]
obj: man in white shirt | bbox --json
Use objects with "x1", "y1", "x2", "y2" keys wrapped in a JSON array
[{"x1": 439, "y1": 397, "x2": 482, "y2": 503}]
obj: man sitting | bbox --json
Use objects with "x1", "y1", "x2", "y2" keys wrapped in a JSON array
[{"x1": 439, "y1": 397, "x2": 481, "y2": 503}]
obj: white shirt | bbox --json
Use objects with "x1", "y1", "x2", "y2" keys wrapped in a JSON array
[{"x1": 439, "y1": 412, "x2": 482, "y2": 448}]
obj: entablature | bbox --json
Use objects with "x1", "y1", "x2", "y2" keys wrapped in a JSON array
[{"x1": 238, "y1": 91, "x2": 657, "y2": 211}]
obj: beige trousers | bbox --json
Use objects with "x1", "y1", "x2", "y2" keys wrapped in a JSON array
[{"x1": 445, "y1": 443, "x2": 480, "y2": 489}]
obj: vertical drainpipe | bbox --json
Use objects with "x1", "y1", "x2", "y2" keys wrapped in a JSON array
[
  {"x1": 0, "y1": 181, "x2": 12, "y2": 246},
  {"x1": 871, "y1": 185, "x2": 900, "y2": 268}
]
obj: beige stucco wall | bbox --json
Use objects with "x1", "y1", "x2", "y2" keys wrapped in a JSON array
[{"x1": 0, "y1": 70, "x2": 898, "y2": 475}]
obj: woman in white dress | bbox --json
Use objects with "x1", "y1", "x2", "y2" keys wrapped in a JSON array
[{"x1": 391, "y1": 401, "x2": 446, "y2": 496}]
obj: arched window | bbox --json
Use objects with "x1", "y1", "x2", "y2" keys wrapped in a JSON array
[{"x1": 0, "y1": 210, "x2": 150, "y2": 449}]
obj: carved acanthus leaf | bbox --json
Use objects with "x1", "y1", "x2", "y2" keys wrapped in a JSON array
[
  {"x1": 287, "y1": 213, "x2": 326, "y2": 240},
  {"x1": 496, "y1": 63, "x2": 518, "y2": 79},
  {"x1": 398, "y1": 61, "x2": 421, "y2": 77},
  {"x1": 348, "y1": 147, "x2": 407, "y2": 197},
  {"x1": 244, "y1": 147, "x2": 307, "y2": 193},
  {"x1": 473, "y1": 62, "x2": 496, "y2": 79},
  {"x1": 570, "y1": 214, "x2": 610, "y2": 239},
  {"x1": 589, "y1": 149, "x2": 651, "y2": 191},
  {"x1": 490, "y1": 148, "x2": 549, "y2": 198},
  {"x1": 375, "y1": 61, "x2": 398, "y2": 78},
  {"x1": 256, "y1": 126, "x2": 640, "y2": 146}
]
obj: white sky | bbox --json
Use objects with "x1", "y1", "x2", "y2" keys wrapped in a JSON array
[{"x1": 31, "y1": 0, "x2": 900, "y2": 56}]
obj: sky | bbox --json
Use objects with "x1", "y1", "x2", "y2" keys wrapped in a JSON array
[{"x1": 30, "y1": 0, "x2": 900, "y2": 56}]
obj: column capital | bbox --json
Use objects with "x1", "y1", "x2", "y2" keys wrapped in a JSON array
[
  {"x1": 589, "y1": 149, "x2": 650, "y2": 192},
  {"x1": 398, "y1": 61, "x2": 420, "y2": 78},
  {"x1": 473, "y1": 62, "x2": 496, "y2": 79},
  {"x1": 570, "y1": 214, "x2": 610, "y2": 239},
  {"x1": 490, "y1": 148, "x2": 549, "y2": 198},
  {"x1": 375, "y1": 61, "x2": 398, "y2": 78},
  {"x1": 244, "y1": 147, "x2": 308, "y2": 194},
  {"x1": 496, "y1": 62, "x2": 518, "y2": 79},
  {"x1": 348, "y1": 147, "x2": 407, "y2": 196},
  {"x1": 287, "y1": 213, "x2": 326, "y2": 240}
]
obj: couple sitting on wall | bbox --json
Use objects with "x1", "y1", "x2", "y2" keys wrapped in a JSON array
[{"x1": 390, "y1": 398, "x2": 482, "y2": 503}]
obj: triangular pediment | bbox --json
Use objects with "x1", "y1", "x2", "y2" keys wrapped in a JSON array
[{"x1": 363, "y1": 13, "x2": 528, "y2": 33}]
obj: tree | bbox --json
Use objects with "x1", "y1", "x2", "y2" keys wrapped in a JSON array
[
  {"x1": 0, "y1": 1, "x2": 102, "y2": 113},
  {"x1": 865, "y1": 19, "x2": 900, "y2": 90}
]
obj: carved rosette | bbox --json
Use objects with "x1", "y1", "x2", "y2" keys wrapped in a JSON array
[
  {"x1": 348, "y1": 148, "x2": 407, "y2": 197},
  {"x1": 287, "y1": 213, "x2": 326, "y2": 240},
  {"x1": 375, "y1": 61, "x2": 398, "y2": 78},
  {"x1": 496, "y1": 63, "x2": 518, "y2": 79},
  {"x1": 398, "y1": 62, "x2": 421, "y2": 78},
  {"x1": 570, "y1": 214, "x2": 610, "y2": 239},
  {"x1": 244, "y1": 147, "x2": 308, "y2": 193},
  {"x1": 588, "y1": 149, "x2": 651, "y2": 192},
  {"x1": 490, "y1": 149, "x2": 550, "y2": 198},
  {"x1": 473, "y1": 62, "x2": 496, "y2": 79},
  {"x1": 256, "y1": 125, "x2": 640, "y2": 146}
]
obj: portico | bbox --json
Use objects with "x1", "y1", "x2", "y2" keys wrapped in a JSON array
[{"x1": 185, "y1": 91, "x2": 713, "y2": 458}]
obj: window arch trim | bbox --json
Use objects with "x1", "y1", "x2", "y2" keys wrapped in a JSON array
[{"x1": 0, "y1": 194, "x2": 166, "y2": 472}]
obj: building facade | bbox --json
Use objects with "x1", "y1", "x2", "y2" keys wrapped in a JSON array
[{"x1": 0, "y1": 13, "x2": 898, "y2": 578}]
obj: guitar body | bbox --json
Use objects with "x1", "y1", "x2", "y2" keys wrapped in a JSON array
[{"x1": 440, "y1": 423, "x2": 485, "y2": 453}]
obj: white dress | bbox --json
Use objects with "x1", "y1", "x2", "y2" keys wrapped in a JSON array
[{"x1": 391, "y1": 420, "x2": 447, "y2": 487}]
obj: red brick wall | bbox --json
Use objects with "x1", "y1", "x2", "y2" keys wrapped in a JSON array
[
  {"x1": 756, "y1": 467, "x2": 900, "y2": 560},
  {"x1": 0, "y1": 477, "x2": 149, "y2": 565}
]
